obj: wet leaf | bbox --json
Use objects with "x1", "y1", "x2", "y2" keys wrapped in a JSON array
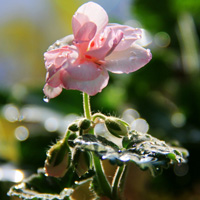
[
  {"x1": 73, "y1": 132, "x2": 188, "y2": 176},
  {"x1": 8, "y1": 167, "x2": 94, "y2": 200}
]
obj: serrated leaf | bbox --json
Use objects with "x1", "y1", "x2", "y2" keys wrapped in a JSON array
[
  {"x1": 8, "y1": 167, "x2": 94, "y2": 200},
  {"x1": 73, "y1": 134, "x2": 119, "y2": 153},
  {"x1": 8, "y1": 183, "x2": 73, "y2": 200},
  {"x1": 72, "y1": 132, "x2": 188, "y2": 176}
]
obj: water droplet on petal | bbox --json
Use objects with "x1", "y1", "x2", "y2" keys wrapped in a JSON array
[
  {"x1": 56, "y1": 40, "x2": 61, "y2": 46},
  {"x1": 129, "y1": 57, "x2": 135, "y2": 62},
  {"x1": 43, "y1": 96, "x2": 50, "y2": 103}
]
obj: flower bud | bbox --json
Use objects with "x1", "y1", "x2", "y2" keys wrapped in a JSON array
[
  {"x1": 105, "y1": 117, "x2": 128, "y2": 138},
  {"x1": 73, "y1": 149, "x2": 91, "y2": 177},
  {"x1": 67, "y1": 133, "x2": 77, "y2": 147},
  {"x1": 68, "y1": 122, "x2": 79, "y2": 132},
  {"x1": 79, "y1": 118, "x2": 91, "y2": 130},
  {"x1": 44, "y1": 139, "x2": 71, "y2": 178}
]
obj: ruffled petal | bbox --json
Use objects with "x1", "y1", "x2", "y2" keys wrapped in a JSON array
[
  {"x1": 72, "y1": 13, "x2": 87, "y2": 38},
  {"x1": 105, "y1": 43, "x2": 152, "y2": 74},
  {"x1": 47, "y1": 35, "x2": 74, "y2": 51},
  {"x1": 86, "y1": 27, "x2": 123, "y2": 60},
  {"x1": 44, "y1": 46, "x2": 69, "y2": 69},
  {"x1": 61, "y1": 69, "x2": 109, "y2": 96},
  {"x1": 45, "y1": 64, "x2": 63, "y2": 87},
  {"x1": 74, "y1": 21, "x2": 97, "y2": 43},
  {"x1": 108, "y1": 24, "x2": 142, "y2": 51},
  {"x1": 43, "y1": 84, "x2": 62, "y2": 99},
  {"x1": 72, "y1": 2, "x2": 108, "y2": 35},
  {"x1": 67, "y1": 61, "x2": 102, "y2": 81}
]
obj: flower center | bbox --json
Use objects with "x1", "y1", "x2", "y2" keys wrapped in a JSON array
[
  {"x1": 85, "y1": 55, "x2": 104, "y2": 66},
  {"x1": 90, "y1": 41, "x2": 95, "y2": 48}
]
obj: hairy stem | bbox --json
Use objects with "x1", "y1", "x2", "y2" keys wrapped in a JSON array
[
  {"x1": 119, "y1": 165, "x2": 129, "y2": 200},
  {"x1": 93, "y1": 154, "x2": 112, "y2": 198},
  {"x1": 83, "y1": 92, "x2": 92, "y2": 120},
  {"x1": 112, "y1": 165, "x2": 125, "y2": 200},
  {"x1": 82, "y1": 92, "x2": 112, "y2": 198}
]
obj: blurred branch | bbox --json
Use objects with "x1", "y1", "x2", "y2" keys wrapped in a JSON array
[{"x1": 177, "y1": 12, "x2": 200, "y2": 75}]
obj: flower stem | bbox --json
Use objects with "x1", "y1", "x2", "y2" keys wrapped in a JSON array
[
  {"x1": 93, "y1": 154, "x2": 112, "y2": 198},
  {"x1": 83, "y1": 92, "x2": 92, "y2": 120},
  {"x1": 118, "y1": 165, "x2": 129, "y2": 200},
  {"x1": 92, "y1": 113, "x2": 106, "y2": 121},
  {"x1": 112, "y1": 165, "x2": 125, "y2": 200},
  {"x1": 82, "y1": 92, "x2": 112, "y2": 198}
]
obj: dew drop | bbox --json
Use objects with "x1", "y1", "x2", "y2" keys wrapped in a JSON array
[
  {"x1": 43, "y1": 96, "x2": 50, "y2": 103},
  {"x1": 129, "y1": 57, "x2": 135, "y2": 62},
  {"x1": 140, "y1": 150, "x2": 145, "y2": 155},
  {"x1": 56, "y1": 40, "x2": 61, "y2": 46}
]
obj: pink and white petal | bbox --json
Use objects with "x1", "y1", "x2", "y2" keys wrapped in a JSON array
[
  {"x1": 105, "y1": 43, "x2": 152, "y2": 74},
  {"x1": 73, "y1": 2, "x2": 108, "y2": 34},
  {"x1": 66, "y1": 61, "x2": 102, "y2": 81},
  {"x1": 47, "y1": 34, "x2": 74, "y2": 51},
  {"x1": 74, "y1": 21, "x2": 97, "y2": 43},
  {"x1": 44, "y1": 51, "x2": 60, "y2": 68},
  {"x1": 87, "y1": 28, "x2": 123, "y2": 60},
  {"x1": 44, "y1": 47, "x2": 69, "y2": 68},
  {"x1": 61, "y1": 69, "x2": 109, "y2": 96},
  {"x1": 105, "y1": 29, "x2": 124, "y2": 56},
  {"x1": 43, "y1": 84, "x2": 62, "y2": 99},
  {"x1": 108, "y1": 24, "x2": 142, "y2": 51},
  {"x1": 46, "y1": 66, "x2": 63, "y2": 88},
  {"x1": 72, "y1": 13, "x2": 88, "y2": 37},
  {"x1": 109, "y1": 24, "x2": 142, "y2": 41}
]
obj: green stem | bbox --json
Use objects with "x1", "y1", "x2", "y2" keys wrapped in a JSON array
[
  {"x1": 112, "y1": 165, "x2": 125, "y2": 200},
  {"x1": 118, "y1": 165, "x2": 129, "y2": 200},
  {"x1": 93, "y1": 154, "x2": 112, "y2": 198},
  {"x1": 82, "y1": 92, "x2": 112, "y2": 198},
  {"x1": 83, "y1": 92, "x2": 92, "y2": 120},
  {"x1": 92, "y1": 113, "x2": 107, "y2": 121}
]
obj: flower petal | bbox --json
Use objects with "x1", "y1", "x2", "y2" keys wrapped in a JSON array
[
  {"x1": 61, "y1": 69, "x2": 109, "y2": 96},
  {"x1": 67, "y1": 61, "x2": 102, "y2": 81},
  {"x1": 44, "y1": 46, "x2": 69, "y2": 69},
  {"x1": 47, "y1": 34, "x2": 74, "y2": 51},
  {"x1": 108, "y1": 24, "x2": 142, "y2": 51},
  {"x1": 74, "y1": 21, "x2": 97, "y2": 43},
  {"x1": 72, "y1": 2, "x2": 108, "y2": 35},
  {"x1": 86, "y1": 27, "x2": 123, "y2": 60},
  {"x1": 45, "y1": 64, "x2": 63, "y2": 87},
  {"x1": 105, "y1": 43, "x2": 152, "y2": 74},
  {"x1": 43, "y1": 84, "x2": 62, "y2": 99}
]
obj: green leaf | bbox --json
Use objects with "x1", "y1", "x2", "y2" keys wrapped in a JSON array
[
  {"x1": 122, "y1": 136, "x2": 130, "y2": 149},
  {"x1": 8, "y1": 167, "x2": 94, "y2": 200},
  {"x1": 73, "y1": 134, "x2": 119, "y2": 153},
  {"x1": 8, "y1": 185, "x2": 73, "y2": 200},
  {"x1": 72, "y1": 132, "x2": 188, "y2": 176}
]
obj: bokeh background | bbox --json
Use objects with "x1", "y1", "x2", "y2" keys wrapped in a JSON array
[{"x1": 0, "y1": 0, "x2": 200, "y2": 199}]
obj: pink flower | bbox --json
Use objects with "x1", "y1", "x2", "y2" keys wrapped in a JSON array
[{"x1": 43, "y1": 1, "x2": 152, "y2": 99}]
